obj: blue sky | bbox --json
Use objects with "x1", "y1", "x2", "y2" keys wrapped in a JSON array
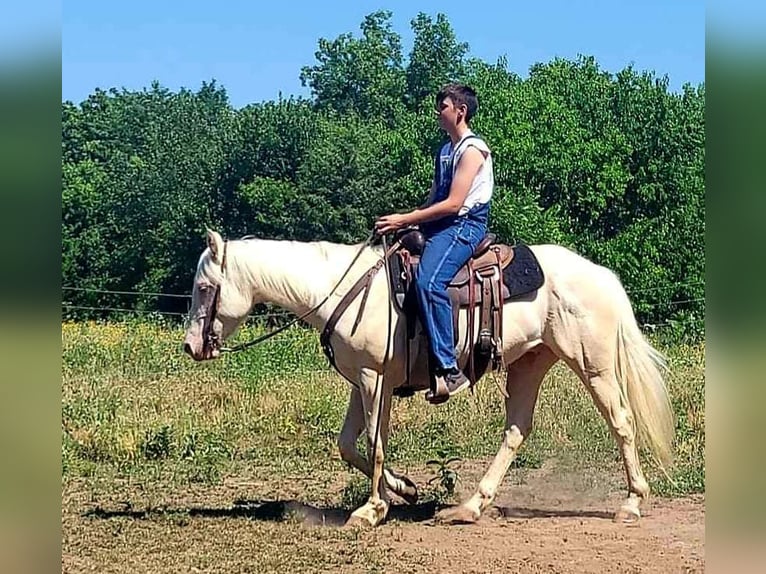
[{"x1": 61, "y1": 0, "x2": 705, "y2": 109}]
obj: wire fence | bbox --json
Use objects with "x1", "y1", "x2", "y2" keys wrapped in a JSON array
[
  {"x1": 61, "y1": 285, "x2": 294, "y2": 320},
  {"x1": 62, "y1": 280, "x2": 706, "y2": 300},
  {"x1": 61, "y1": 304, "x2": 188, "y2": 317},
  {"x1": 61, "y1": 282, "x2": 705, "y2": 331},
  {"x1": 62, "y1": 286, "x2": 190, "y2": 299},
  {"x1": 61, "y1": 303, "x2": 293, "y2": 319}
]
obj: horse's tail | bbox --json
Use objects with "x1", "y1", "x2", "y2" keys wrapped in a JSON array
[{"x1": 615, "y1": 305, "x2": 675, "y2": 473}]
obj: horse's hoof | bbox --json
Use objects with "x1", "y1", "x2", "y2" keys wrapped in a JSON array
[
  {"x1": 399, "y1": 476, "x2": 419, "y2": 505},
  {"x1": 399, "y1": 488, "x2": 418, "y2": 506},
  {"x1": 435, "y1": 505, "x2": 479, "y2": 525},
  {"x1": 344, "y1": 501, "x2": 387, "y2": 528},
  {"x1": 613, "y1": 504, "x2": 641, "y2": 524}
]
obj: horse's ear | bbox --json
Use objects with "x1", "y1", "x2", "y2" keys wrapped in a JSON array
[{"x1": 206, "y1": 229, "x2": 224, "y2": 265}]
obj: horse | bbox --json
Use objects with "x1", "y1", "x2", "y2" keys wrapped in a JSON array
[{"x1": 183, "y1": 229, "x2": 674, "y2": 528}]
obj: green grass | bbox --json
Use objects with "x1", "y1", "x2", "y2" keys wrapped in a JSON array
[{"x1": 61, "y1": 320, "x2": 705, "y2": 496}]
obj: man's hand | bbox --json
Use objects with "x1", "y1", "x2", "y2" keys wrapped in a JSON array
[{"x1": 374, "y1": 213, "x2": 410, "y2": 235}]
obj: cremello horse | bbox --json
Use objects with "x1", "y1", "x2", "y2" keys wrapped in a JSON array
[{"x1": 183, "y1": 230, "x2": 674, "y2": 527}]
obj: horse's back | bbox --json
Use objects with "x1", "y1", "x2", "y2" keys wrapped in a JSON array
[
  {"x1": 530, "y1": 244, "x2": 622, "y2": 285},
  {"x1": 529, "y1": 243, "x2": 632, "y2": 316}
]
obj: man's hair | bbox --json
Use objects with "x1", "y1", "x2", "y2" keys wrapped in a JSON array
[{"x1": 436, "y1": 83, "x2": 478, "y2": 122}]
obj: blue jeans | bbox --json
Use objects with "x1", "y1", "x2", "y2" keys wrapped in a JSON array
[{"x1": 415, "y1": 217, "x2": 486, "y2": 372}]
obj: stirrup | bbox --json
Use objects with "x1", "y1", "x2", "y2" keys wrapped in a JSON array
[{"x1": 425, "y1": 376, "x2": 450, "y2": 405}]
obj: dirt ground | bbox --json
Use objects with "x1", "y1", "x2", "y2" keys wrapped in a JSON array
[{"x1": 62, "y1": 461, "x2": 704, "y2": 573}]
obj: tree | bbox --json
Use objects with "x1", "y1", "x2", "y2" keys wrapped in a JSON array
[
  {"x1": 61, "y1": 12, "x2": 705, "y2": 329},
  {"x1": 299, "y1": 11, "x2": 406, "y2": 121},
  {"x1": 406, "y1": 13, "x2": 469, "y2": 110}
]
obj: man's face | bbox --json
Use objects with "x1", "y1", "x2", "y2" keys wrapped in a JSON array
[{"x1": 435, "y1": 96, "x2": 465, "y2": 131}]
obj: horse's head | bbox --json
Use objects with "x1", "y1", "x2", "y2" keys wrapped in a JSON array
[{"x1": 183, "y1": 230, "x2": 253, "y2": 361}]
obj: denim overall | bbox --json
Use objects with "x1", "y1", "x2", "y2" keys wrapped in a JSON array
[{"x1": 416, "y1": 136, "x2": 490, "y2": 372}]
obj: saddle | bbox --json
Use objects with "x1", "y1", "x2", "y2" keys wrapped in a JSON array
[
  {"x1": 318, "y1": 228, "x2": 545, "y2": 400},
  {"x1": 389, "y1": 228, "x2": 545, "y2": 396}
]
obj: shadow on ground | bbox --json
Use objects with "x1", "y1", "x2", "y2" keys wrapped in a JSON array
[
  {"x1": 84, "y1": 499, "x2": 443, "y2": 527},
  {"x1": 493, "y1": 506, "x2": 613, "y2": 520},
  {"x1": 84, "y1": 498, "x2": 615, "y2": 526}
]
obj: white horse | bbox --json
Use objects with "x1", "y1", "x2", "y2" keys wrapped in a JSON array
[{"x1": 183, "y1": 230, "x2": 674, "y2": 527}]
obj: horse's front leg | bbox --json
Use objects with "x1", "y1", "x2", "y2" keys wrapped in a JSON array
[
  {"x1": 345, "y1": 368, "x2": 392, "y2": 527},
  {"x1": 338, "y1": 387, "x2": 418, "y2": 504}
]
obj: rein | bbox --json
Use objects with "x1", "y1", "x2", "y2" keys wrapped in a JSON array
[
  {"x1": 215, "y1": 231, "x2": 380, "y2": 354},
  {"x1": 317, "y1": 235, "x2": 402, "y2": 375}
]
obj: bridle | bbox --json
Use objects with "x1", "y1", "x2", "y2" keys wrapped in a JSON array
[{"x1": 200, "y1": 241, "x2": 228, "y2": 358}]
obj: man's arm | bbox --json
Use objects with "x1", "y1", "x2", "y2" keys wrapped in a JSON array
[
  {"x1": 406, "y1": 146, "x2": 484, "y2": 224},
  {"x1": 375, "y1": 146, "x2": 485, "y2": 234}
]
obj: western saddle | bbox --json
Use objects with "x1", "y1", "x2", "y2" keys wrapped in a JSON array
[
  {"x1": 319, "y1": 228, "x2": 544, "y2": 399},
  {"x1": 388, "y1": 228, "x2": 544, "y2": 397}
]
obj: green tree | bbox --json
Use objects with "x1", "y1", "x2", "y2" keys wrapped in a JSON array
[
  {"x1": 405, "y1": 13, "x2": 469, "y2": 110},
  {"x1": 62, "y1": 82, "x2": 241, "y2": 315},
  {"x1": 299, "y1": 11, "x2": 406, "y2": 121},
  {"x1": 61, "y1": 11, "x2": 704, "y2": 330}
]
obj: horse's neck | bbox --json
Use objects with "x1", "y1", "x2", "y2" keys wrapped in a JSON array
[{"x1": 233, "y1": 239, "x2": 375, "y2": 324}]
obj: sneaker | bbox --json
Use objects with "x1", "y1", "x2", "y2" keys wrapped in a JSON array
[{"x1": 442, "y1": 367, "x2": 470, "y2": 395}]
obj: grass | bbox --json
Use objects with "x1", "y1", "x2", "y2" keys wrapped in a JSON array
[{"x1": 61, "y1": 319, "x2": 705, "y2": 496}]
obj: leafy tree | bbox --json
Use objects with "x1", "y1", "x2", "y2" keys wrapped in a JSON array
[
  {"x1": 61, "y1": 11, "x2": 704, "y2": 330},
  {"x1": 62, "y1": 82, "x2": 240, "y2": 314},
  {"x1": 299, "y1": 11, "x2": 406, "y2": 121},
  {"x1": 406, "y1": 13, "x2": 469, "y2": 110}
]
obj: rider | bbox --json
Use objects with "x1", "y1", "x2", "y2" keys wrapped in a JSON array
[{"x1": 375, "y1": 83, "x2": 495, "y2": 403}]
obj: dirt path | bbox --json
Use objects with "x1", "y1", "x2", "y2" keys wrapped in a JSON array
[{"x1": 62, "y1": 463, "x2": 704, "y2": 573}]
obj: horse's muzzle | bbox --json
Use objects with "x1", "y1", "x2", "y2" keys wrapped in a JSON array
[{"x1": 183, "y1": 334, "x2": 220, "y2": 361}]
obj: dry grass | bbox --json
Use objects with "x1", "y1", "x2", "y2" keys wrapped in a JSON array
[{"x1": 62, "y1": 320, "x2": 704, "y2": 494}]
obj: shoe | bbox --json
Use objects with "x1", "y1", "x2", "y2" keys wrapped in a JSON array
[
  {"x1": 426, "y1": 367, "x2": 470, "y2": 404},
  {"x1": 443, "y1": 367, "x2": 470, "y2": 395}
]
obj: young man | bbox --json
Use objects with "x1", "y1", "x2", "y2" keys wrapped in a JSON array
[{"x1": 375, "y1": 83, "x2": 494, "y2": 403}]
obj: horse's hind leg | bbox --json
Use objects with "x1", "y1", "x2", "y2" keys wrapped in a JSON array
[
  {"x1": 561, "y1": 338, "x2": 650, "y2": 523},
  {"x1": 338, "y1": 387, "x2": 418, "y2": 504},
  {"x1": 437, "y1": 345, "x2": 558, "y2": 524}
]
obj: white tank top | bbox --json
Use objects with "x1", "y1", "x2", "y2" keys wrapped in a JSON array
[{"x1": 438, "y1": 131, "x2": 494, "y2": 215}]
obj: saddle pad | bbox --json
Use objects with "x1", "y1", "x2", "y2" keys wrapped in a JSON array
[
  {"x1": 389, "y1": 243, "x2": 544, "y2": 310},
  {"x1": 501, "y1": 243, "x2": 545, "y2": 299}
]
